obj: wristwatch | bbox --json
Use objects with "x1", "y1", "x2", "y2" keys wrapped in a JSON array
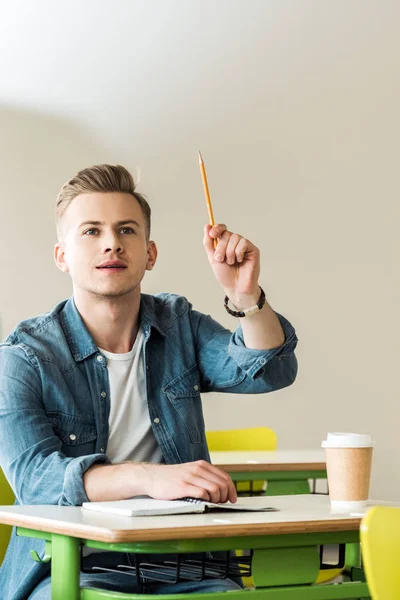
[{"x1": 224, "y1": 287, "x2": 266, "y2": 318}]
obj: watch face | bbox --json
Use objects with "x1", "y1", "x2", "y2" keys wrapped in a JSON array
[{"x1": 243, "y1": 306, "x2": 260, "y2": 317}]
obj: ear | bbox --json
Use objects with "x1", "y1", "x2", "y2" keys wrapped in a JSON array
[
  {"x1": 145, "y1": 240, "x2": 158, "y2": 271},
  {"x1": 54, "y1": 242, "x2": 70, "y2": 273}
]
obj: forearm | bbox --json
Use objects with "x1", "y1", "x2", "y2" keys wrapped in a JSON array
[
  {"x1": 84, "y1": 461, "x2": 237, "y2": 504},
  {"x1": 227, "y1": 289, "x2": 285, "y2": 350},
  {"x1": 83, "y1": 462, "x2": 149, "y2": 502}
]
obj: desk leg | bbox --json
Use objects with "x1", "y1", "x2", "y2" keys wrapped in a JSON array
[
  {"x1": 51, "y1": 533, "x2": 80, "y2": 600},
  {"x1": 345, "y1": 543, "x2": 361, "y2": 568}
]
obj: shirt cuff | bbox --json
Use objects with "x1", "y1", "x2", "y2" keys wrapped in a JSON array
[
  {"x1": 61, "y1": 453, "x2": 111, "y2": 506},
  {"x1": 228, "y1": 312, "x2": 298, "y2": 379}
]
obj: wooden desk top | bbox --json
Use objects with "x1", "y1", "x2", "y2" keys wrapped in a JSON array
[
  {"x1": 210, "y1": 450, "x2": 326, "y2": 472},
  {"x1": 0, "y1": 495, "x2": 383, "y2": 544}
]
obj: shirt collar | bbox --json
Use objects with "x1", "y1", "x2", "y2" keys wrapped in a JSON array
[
  {"x1": 59, "y1": 298, "x2": 98, "y2": 362},
  {"x1": 139, "y1": 293, "x2": 166, "y2": 338},
  {"x1": 60, "y1": 294, "x2": 165, "y2": 363}
]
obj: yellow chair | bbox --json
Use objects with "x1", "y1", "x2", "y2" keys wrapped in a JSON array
[
  {"x1": 0, "y1": 467, "x2": 15, "y2": 564},
  {"x1": 207, "y1": 427, "x2": 312, "y2": 496},
  {"x1": 206, "y1": 427, "x2": 277, "y2": 495},
  {"x1": 360, "y1": 506, "x2": 400, "y2": 599},
  {"x1": 206, "y1": 427, "x2": 277, "y2": 586},
  {"x1": 206, "y1": 427, "x2": 277, "y2": 451},
  {"x1": 206, "y1": 427, "x2": 341, "y2": 586}
]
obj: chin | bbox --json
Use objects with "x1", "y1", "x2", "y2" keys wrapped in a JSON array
[{"x1": 97, "y1": 285, "x2": 137, "y2": 298}]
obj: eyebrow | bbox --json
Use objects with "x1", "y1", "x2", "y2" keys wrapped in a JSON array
[{"x1": 78, "y1": 219, "x2": 141, "y2": 230}]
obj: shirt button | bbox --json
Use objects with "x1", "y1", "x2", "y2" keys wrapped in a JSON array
[
  {"x1": 101, "y1": 391, "x2": 106, "y2": 398},
  {"x1": 100, "y1": 447, "x2": 105, "y2": 453},
  {"x1": 96, "y1": 355, "x2": 103, "y2": 362},
  {"x1": 154, "y1": 417, "x2": 160, "y2": 424},
  {"x1": 260, "y1": 358, "x2": 267, "y2": 365},
  {"x1": 193, "y1": 385, "x2": 199, "y2": 391},
  {"x1": 69, "y1": 434, "x2": 77, "y2": 441}
]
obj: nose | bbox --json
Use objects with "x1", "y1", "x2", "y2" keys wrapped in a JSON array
[{"x1": 102, "y1": 231, "x2": 123, "y2": 254}]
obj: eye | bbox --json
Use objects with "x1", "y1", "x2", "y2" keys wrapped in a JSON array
[
  {"x1": 119, "y1": 227, "x2": 135, "y2": 234},
  {"x1": 83, "y1": 228, "x2": 99, "y2": 235}
]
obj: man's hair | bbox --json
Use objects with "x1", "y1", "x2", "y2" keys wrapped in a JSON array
[{"x1": 56, "y1": 164, "x2": 151, "y2": 240}]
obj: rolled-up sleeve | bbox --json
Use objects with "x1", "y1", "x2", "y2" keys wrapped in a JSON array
[
  {"x1": 193, "y1": 310, "x2": 298, "y2": 394},
  {"x1": 0, "y1": 345, "x2": 109, "y2": 506},
  {"x1": 228, "y1": 313, "x2": 298, "y2": 380}
]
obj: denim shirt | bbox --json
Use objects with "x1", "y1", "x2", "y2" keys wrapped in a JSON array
[{"x1": 0, "y1": 293, "x2": 297, "y2": 599}]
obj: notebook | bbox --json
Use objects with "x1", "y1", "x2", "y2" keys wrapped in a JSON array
[{"x1": 81, "y1": 496, "x2": 278, "y2": 517}]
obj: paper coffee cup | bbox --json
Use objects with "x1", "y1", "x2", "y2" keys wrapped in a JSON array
[{"x1": 322, "y1": 433, "x2": 373, "y2": 511}]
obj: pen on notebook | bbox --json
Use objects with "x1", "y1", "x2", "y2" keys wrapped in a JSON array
[{"x1": 198, "y1": 151, "x2": 218, "y2": 249}]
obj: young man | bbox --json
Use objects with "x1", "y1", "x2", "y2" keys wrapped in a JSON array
[{"x1": 0, "y1": 165, "x2": 298, "y2": 599}]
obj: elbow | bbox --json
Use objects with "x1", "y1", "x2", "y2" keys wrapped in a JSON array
[
  {"x1": 261, "y1": 353, "x2": 298, "y2": 392},
  {"x1": 278, "y1": 354, "x2": 298, "y2": 389}
]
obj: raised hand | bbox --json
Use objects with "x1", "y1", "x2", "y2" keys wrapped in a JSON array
[{"x1": 203, "y1": 224, "x2": 261, "y2": 307}]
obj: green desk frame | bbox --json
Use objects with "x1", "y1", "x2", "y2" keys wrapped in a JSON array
[
  {"x1": 229, "y1": 470, "x2": 327, "y2": 496},
  {"x1": 19, "y1": 526, "x2": 369, "y2": 600}
]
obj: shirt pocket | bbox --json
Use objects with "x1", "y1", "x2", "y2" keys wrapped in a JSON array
[
  {"x1": 47, "y1": 411, "x2": 98, "y2": 458},
  {"x1": 163, "y1": 365, "x2": 205, "y2": 444}
]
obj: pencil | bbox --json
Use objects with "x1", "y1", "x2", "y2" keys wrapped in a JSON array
[{"x1": 199, "y1": 151, "x2": 218, "y2": 249}]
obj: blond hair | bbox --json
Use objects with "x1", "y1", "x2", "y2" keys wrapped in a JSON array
[{"x1": 56, "y1": 164, "x2": 151, "y2": 240}]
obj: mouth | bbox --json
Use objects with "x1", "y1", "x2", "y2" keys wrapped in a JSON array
[{"x1": 96, "y1": 265, "x2": 128, "y2": 272}]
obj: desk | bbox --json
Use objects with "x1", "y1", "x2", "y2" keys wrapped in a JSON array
[
  {"x1": 0, "y1": 495, "x2": 371, "y2": 600},
  {"x1": 210, "y1": 450, "x2": 327, "y2": 495}
]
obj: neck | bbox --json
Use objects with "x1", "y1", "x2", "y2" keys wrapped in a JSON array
[{"x1": 73, "y1": 287, "x2": 141, "y2": 353}]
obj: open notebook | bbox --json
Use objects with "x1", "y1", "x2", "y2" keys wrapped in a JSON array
[{"x1": 81, "y1": 497, "x2": 278, "y2": 517}]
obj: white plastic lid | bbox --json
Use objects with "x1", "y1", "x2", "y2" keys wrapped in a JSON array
[{"x1": 321, "y1": 432, "x2": 373, "y2": 449}]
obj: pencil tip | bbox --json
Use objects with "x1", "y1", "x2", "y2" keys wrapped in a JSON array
[{"x1": 198, "y1": 150, "x2": 203, "y2": 163}]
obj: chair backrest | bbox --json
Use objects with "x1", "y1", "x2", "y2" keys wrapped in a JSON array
[
  {"x1": 361, "y1": 505, "x2": 400, "y2": 600},
  {"x1": 0, "y1": 468, "x2": 15, "y2": 564},
  {"x1": 206, "y1": 427, "x2": 277, "y2": 451}
]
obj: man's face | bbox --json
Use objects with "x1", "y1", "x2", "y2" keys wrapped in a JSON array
[{"x1": 54, "y1": 192, "x2": 157, "y2": 298}]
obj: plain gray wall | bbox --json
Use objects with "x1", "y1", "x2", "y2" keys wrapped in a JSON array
[{"x1": 1, "y1": 1, "x2": 399, "y2": 500}]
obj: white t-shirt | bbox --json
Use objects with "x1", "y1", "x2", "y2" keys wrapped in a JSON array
[
  {"x1": 99, "y1": 327, "x2": 163, "y2": 465},
  {"x1": 84, "y1": 329, "x2": 163, "y2": 557}
]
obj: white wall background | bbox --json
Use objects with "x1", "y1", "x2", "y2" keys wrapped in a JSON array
[{"x1": 1, "y1": 0, "x2": 399, "y2": 499}]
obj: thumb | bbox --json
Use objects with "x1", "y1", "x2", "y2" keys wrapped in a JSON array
[{"x1": 203, "y1": 224, "x2": 215, "y2": 261}]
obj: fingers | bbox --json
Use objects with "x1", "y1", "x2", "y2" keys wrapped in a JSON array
[
  {"x1": 185, "y1": 475, "x2": 222, "y2": 503},
  {"x1": 186, "y1": 461, "x2": 237, "y2": 504},
  {"x1": 203, "y1": 225, "x2": 215, "y2": 260},
  {"x1": 224, "y1": 233, "x2": 243, "y2": 265},
  {"x1": 208, "y1": 224, "x2": 227, "y2": 239},
  {"x1": 203, "y1": 224, "x2": 252, "y2": 266},
  {"x1": 233, "y1": 237, "x2": 248, "y2": 264},
  {"x1": 176, "y1": 483, "x2": 212, "y2": 502},
  {"x1": 147, "y1": 462, "x2": 237, "y2": 504},
  {"x1": 215, "y1": 232, "x2": 249, "y2": 265},
  {"x1": 203, "y1": 224, "x2": 227, "y2": 257}
]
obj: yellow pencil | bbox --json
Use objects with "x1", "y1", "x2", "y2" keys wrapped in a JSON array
[{"x1": 199, "y1": 151, "x2": 217, "y2": 249}]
